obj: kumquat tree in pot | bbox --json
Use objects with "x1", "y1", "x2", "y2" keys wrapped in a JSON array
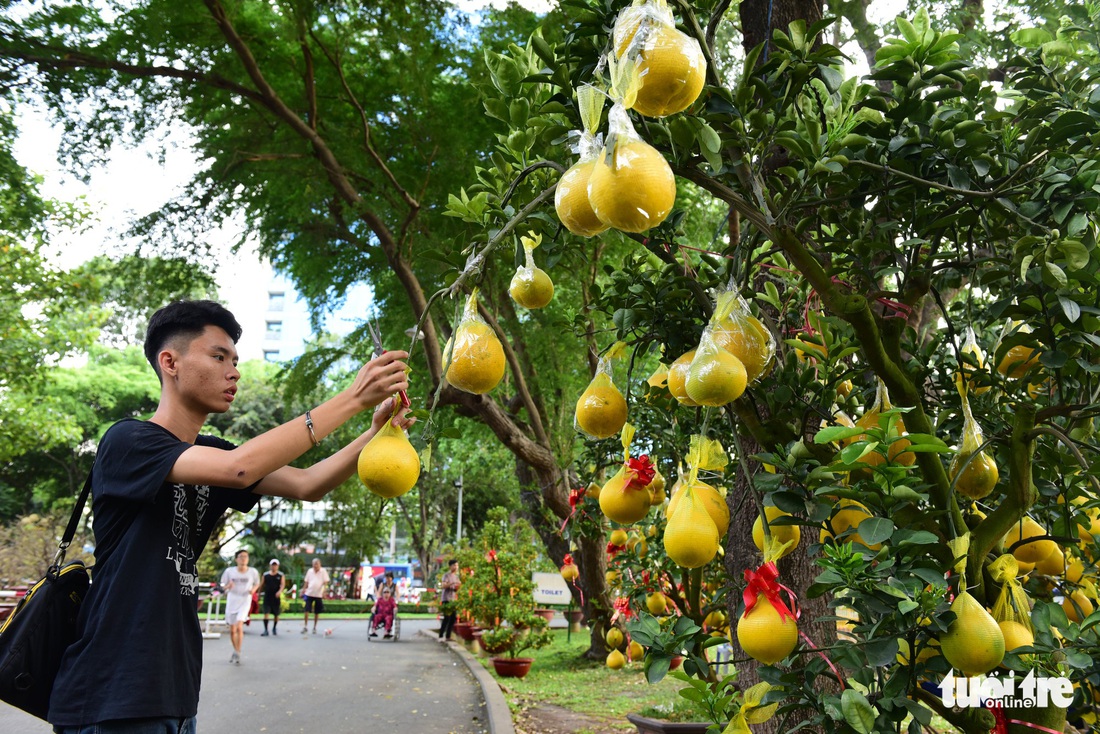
[{"x1": 438, "y1": 1, "x2": 1100, "y2": 733}]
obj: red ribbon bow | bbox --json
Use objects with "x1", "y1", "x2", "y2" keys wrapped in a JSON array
[
  {"x1": 624, "y1": 456, "x2": 656, "y2": 490},
  {"x1": 610, "y1": 595, "x2": 635, "y2": 625},
  {"x1": 743, "y1": 562, "x2": 797, "y2": 623},
  {"x1": 486, "y1": 549, "x2": 497, "y2": 562},
  {"x1": 562, "y1": 553, "x2": 574, "y2": 566},
  {"x1": 559, "y1": 487, "x2": 588, "y2": 535}
]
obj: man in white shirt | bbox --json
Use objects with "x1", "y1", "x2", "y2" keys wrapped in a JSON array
[
  {"x1": 220, "y1": 549, "x2": 260, "y2": 664},
  {"x1": 302, "y1": 558, "x2": 330, "y2": 634}
]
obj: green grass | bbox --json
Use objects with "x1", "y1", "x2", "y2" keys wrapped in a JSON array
[{"x1": 474, "y1": 629, "x2": 684, "y2": 721}]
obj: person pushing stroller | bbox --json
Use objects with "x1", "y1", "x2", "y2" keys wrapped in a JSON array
[{"x1": 369, "y1": 587, "x2": 397, "y2": 639}]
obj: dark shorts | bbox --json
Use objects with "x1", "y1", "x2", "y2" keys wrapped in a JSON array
[
  {"x1": 262, "y1": 596, "x2": 281, "y2": 615},
  {"x1": 304, "y1": 595, "x2": 324, "y2": 613}
]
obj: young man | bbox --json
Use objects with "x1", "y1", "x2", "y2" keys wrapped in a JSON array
[
  {"x1": 301, "y1": 558, "x2": 329, "y2": 634},
  {"x1": 260, "y1": 559, "x2": 285, "y2": 636},
  {"x1": 48, "y1": 300, "x2": 410, "y2": 734},
  {"x1": 438, "y1": 559, "x2": 461, "y2": 642},
  {"x1": 220, "y1": 549, "x2": 260, "y2": 665}
]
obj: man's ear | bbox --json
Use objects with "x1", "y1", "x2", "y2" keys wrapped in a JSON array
[{"x1": 158, "y1": 348, "x2": 179, "y2": 379}]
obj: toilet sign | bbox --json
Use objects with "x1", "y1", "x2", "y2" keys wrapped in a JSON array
[{"x1": 532, "y1": 572, "x2": 573, "y2": 605}]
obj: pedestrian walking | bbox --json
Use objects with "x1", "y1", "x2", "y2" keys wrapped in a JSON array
[
  {"x1": 261, "y1": 559, "x2": 286, "y2": 636},
  {"x1": 302, "y1": 558, "x2": 330, "y2": 634},
  {"x1": 47, "y1": 299, "x2": 410, "y2": 734},
  {"x1": 221, "y1": 549, "x2": 260, "y2": 664},
  {"x1": 438, "y1": 559, "x2": 461, "y2": 642}
]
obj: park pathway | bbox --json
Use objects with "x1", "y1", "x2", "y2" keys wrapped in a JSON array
[{"x1": 0, "y1": 618, "x2": 489, "y2": 734}]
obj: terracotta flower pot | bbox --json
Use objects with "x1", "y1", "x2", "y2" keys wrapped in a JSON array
[
  {"x1": 626, "y1": 713, "x2": 715, "y2": 734},
  {"x1": 491, "y1": 656, "x2": 533, "y2": 678},
  {"x1": 534, "y1": 608, "x2": 556, "y2": 623},
  {"x1": 565, "y1": 609, "x2": 585, "y2": 632},
  {"x1": 454, "y1": 622, "x2": 480, "y2": 641}
]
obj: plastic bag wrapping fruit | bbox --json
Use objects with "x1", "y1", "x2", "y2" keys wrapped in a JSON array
[
  {"x1": 988, "y1": 554, "x2": 1035, "y2": 637},
  {"x1": 555, "y1": 85, "x2": 609, "y2": 237},
  {"x1": 710, "y1": 288, "x2": 775, "y2": 384},
  {"x1": 444, "y1": 289, "x2": 505, "y2": 394},
  {"x1": 949, "y1": 387, "x2": 999, "y2": 499},
  {"x1": 575, "y1": 342, "x2": 628, "y2": 439},
  {"x1": 508, "y1": 231, "x2": 554, "y2": 309},
  {"x1": 686, "y1": 326, "x2": 747, "y2": 407},
  {"x1": 666, "y1": 435, "x2": 729, "y2": 537},
  {"x1": 598, "y1": 423, "x2": 656, "y2": 524},
  {"x1": 587, "y1": 57, "x2": 675, "y2": 233},
  {"x1": 357, "y1": 417, "x2": 420, "y2": 499},
  {"x1": 955, "y1": 325, "x2": 989, "y2": 395},
  {"x1": 611, "y1": 0, "x2": 706, "y2": 118}
]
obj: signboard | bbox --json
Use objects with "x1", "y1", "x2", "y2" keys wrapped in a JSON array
[{"x1": 532, "y1": 572, "x2": 573, "y2": 605}]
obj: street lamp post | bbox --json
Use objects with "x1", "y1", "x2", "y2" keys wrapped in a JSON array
[{"x1": 455, "y1": 473, "x2": 463, "y2": 545}]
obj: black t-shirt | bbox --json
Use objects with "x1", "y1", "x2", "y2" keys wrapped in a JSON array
[
  {"x1": 262, "y1": 570, "x2": 284, "y2": 599},
  {"x1": 49, "y1": 419, "x2": 260, "y2": 725}
]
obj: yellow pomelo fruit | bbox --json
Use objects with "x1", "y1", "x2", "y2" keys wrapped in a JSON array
[
  {"x1": 509, "y1": 267, "x2": 554, "y2": 310},
  {"x1": 940, "y1": 591, "x2": 1005, "y2": 676},
  {"x1": 609, "y1": 528, "x2": 629, "y2": 547},
  {"x1": 576, "y1": 381, "x2": 628, "y2": 439},
  {"x1": 704, "y1": 610, "x2": 727, "y2": 628},
  {"x1": 1078, "y1": 511, "x2": 1100, "y2": 544},
  {"x1": 1015, "y1": 559, "x2": 1036, "y2": 576},
  {"x1": 627, "y1": 640, "x2": 645, "y2": 662},
  {"x1": 897, "y1": 637, "x2": 939, "y2": 664},
  {"x1": 1004, "y1": 517, "x2": 1056, "y2": 565},
  {"x1": 600, "y1": 470, "x2": 651, "y2": 525},
  {"x1": 685, "y1": 348, "x2": 747, "y2": 407},
  {"x1": 585, "y1": 481, "x2": 601, "y2": 500},
  {"x1": 606, "y1": 626, "x2": 625, "y2": 649},
  {"x1": 629, "y1": 25, "x2": 706, "y2": 118},
  {"x1": 736, "y1": 593, "x2": 798, "y2": 664},
  {"x1": 646, "y1": 592, "x2": 668, "y2": 615},
  {"x1": 837, "y1": 378, "x2": 854, "y2": 398},
  {"x1": 664, "y1": 487, "x2": 719, "y2": 568},
  {"x1": 357, "y1": 431, "x2": 420, "y2": 498},
  {"x1": 998, "y1": 344, "x2": 1040, "y2": 379},
  {"x1": 606, "y1": 648, "x2": 627, "y2": 669},
  {"x1": 1065, "y1": 557, "x2": 1085, "y2": 584},
  {"x1": 998, "y1": 620, "x2": 1034, "y2": 652},
  {"x1": 446, "y1": 322, "x2": 505, "y2": 394},
  {"x1": 611, "y1": 5, "x2": 646, "y2": 56},
  {"x1": 560, "y1": 563, "x2": 580, "y2": 582},
  {"x1": 713, "y1": 315, "x2": 772, "y2": 384},
  {"x1": 950, "y1": 450, "x2": 1000, "y2": 500},
  {"x1": 647, "y1": 468, "x2": 667, "y2": 506},
  {"x1": 820, "y1": 499, "x2": 881, "y2": 551},
  {"x1": 794, "y1": 338, "x2": 827, "y2": 362},
  {"x1": 752, "y1": 506, "x2": 801, "y2": 559},
  {"x1": 1063, "y1": 590, "x2": 1094, "y2": 623},
  {"x1": 850, "y1": 409, "x2": 915, "y2": 468},
  {"x1": 588, "y1": 140, "x2": 676, "y2": 233},
  {"x1": 605, "y1": 569, "x2": 621, "y2": 586},
  {"x1": 667, "y1": 481, "x2": 729, "y2": 536},
  {"x1": 667, "y1": 350, "x2": 700, "y2": 406},
  {"x1": 554, "y1": 159, "x2": 609, "y2": 237},
  {"x1": 1034, "y1": 546, "x2": 1066, "y2": 576}
]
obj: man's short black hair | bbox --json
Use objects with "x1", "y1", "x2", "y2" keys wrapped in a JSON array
[
  {"x1": 448, "y1": 559, "x2": 458, "y2": 567},
  {"x1": 144, "y1": 300, "x2": 243, "y2": 381},
  {"x1": 385, "y1": 572, "x2": 394, "y2": 579},
  {"x1": 234, "y1": 549, "x2": 249, "y2": 559}
]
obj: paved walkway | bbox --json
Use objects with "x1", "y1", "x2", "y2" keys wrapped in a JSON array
[{"x1": 0, "y1": 618, "x2": 490, "y2": 734}]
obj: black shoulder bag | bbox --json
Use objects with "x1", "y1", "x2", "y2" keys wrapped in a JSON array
[{"x1": 0, "y1": 469, "x2": 93, "y2": 720}]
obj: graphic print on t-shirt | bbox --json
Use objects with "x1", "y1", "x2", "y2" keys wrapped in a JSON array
[{"x1": 167, "y1": 483, "x2": 211, "y2": 596}]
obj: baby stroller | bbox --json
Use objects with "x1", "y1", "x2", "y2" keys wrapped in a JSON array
[{"x1": 367, "y1": 601, "x2": 400, "y2": 641}]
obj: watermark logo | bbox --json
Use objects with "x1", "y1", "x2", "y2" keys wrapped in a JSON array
[{"x1": 940, "y1": 670, "x2": 1073, "y2": 709}]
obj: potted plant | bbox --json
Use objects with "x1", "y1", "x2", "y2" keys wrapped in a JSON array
[{"x1": 487, "y1": 610, "x2": 553, "y2": 679}]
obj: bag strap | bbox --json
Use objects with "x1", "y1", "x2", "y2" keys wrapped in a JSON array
[{"x1": 50, "y1": 463, "x2": 94, "y2": 576}]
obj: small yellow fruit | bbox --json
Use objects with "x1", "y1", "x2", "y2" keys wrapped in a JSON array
[
  {"x1": 446, "y1": 321, "x2": 506, "y2": 394},
  {"x1": 950, "y1": 450, "x2": 1000, "y2": 500},
  {"x1": 736, "y1": 594, "x2": 798, "y2": 664},
  {"x1": 561, "y1": 563, "x2": 580, "y2": 582},
  {"x1": 713, "y1": 313, "x2": 773, "y2": 384},
  {"x1": 1063, "y1": 590, "x2": 1095, "y2": 623},
  {"x1": 627, "y1": 640, "x2": 645, "y2": 662},
  {"x1": 585, "y1": 481, "x2": 601, "y2": 500},
  {"x1": 1034, "y1": 546, "x2": 1066, "y2": 577},
  {"x1": 940, "y1": 591, "x2": 1005, "y2": 676},
  {"x1": 1003, "y1": 517, "x2": 1056, "y2": 565},
  {"x1": 357, "y1": 427, "x2": 420, "y2": 498},
  {"x1": 820, "y1": 500, "x2": 881, "y2": 551},
  {"x1": 588, "y1": 140, "x2": 676, "y2": 233},
  {"x1": 606, "y1": 626, "x2": 625, "y2": 649},
  {"x1": 509, "y1": 266, "x2": 554, "y2": 310},
  {"x1": 752, "y1": 506, "x2": 801, "y2": 559},
  {"x1": 685, "y1": 347, "x2": 748, "y2": 407},
  {"x1": 664, "y1": 486, "x2": 719, "y2": 568},
  {"x1": 850, "y1": 408, "x2": 915, "y2": 468},
  {"x1": 599, "y1": 467, "x2": 652, "y2": 525},
  {"x1": 1065, "y1": 557, "x2": 1085, "y2": 584},
  {"x1": 606, "y1": 569, "x2": 621, "y2": 586},
  {"x1": 897, "y1": 637, "x2": 939, "y2": 664},
  {"x1": 627, "y1": 25, "x2": 706, "y2": 118},
  {"x1": 606, "y1": 648, "x2": 627, "y2": 669},
  {"x1": 554, "y1": 159, "x2": 609, "y2": 237},
  {"x1": 647, "y1": 468, "x2": 666, "y2": 506},
  {"x1": 576, "y1": 380, "x2": 628, "y2": 439},
  {"x1": 703, "y1": 610, "x2": 726, "y2": 628},
  {"x1": 646, "y1": 592, "x2": 668, "y2": 615},
  {"x1": 998, "y1": 620, "x2": 1035, "y2": 652},
  {"x1": 667, "y1": 350, "x2": 700, "y2": 406},
  {"x1": 667, "y1": 481, "x2": 729, "y2": 536},
  {"x1": 998, "y1": 344, "x2": 1040, "y2": 379},
  {"x1": 609, "y1": 528, "x2": 629, "y2": 547}
]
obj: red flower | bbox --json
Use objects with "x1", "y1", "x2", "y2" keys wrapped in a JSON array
[
  {"x1": 624, "y1": 455, "x2": 656, "y2": 490},
  {"x1": 486, "y1": 549, "x2": 497, "y2": 562}
]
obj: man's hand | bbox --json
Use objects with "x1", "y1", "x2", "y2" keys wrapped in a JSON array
[
  {"x1": 371, "y1": 397, "x2": 417, "y2": 433},
  {"x1": 350, "y1": 351, "x2": 410, "y2": 410}
]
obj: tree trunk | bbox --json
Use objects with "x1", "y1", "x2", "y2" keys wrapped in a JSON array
[{"x1": 740, "y1": 0, "x2": 823, "y2": 60}]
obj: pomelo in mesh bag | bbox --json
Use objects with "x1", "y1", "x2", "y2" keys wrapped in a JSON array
[
  {"x1": 357, "y1": 419, "x2": 420, "y2": 498},
  {"x1": 611, "y1": 0, "x2": 706, "y2": 118},
  {"x1": 445, "y1": 290, "x2": 505, "y2": 394},
  {"x1": 667, "y1": 478, "x2": 729, "y2": 536},
  {"x1": 646, "y1": 466, "x2": 667, "y2": 506},
  {"x1": 588, "y1": 103, "x2": 675, "y2": 233},
  {"x1": 736, "y1": 591, "x2": 797, "y2": 664},
  {"x1": 509, "y1": 232, "x2": 554, "y2": 309},
  {"x1": 663, "y1": 482, "x2": 719, "y2": 568},
  {"x1": 940, "y1": 590, "x2": 1005, "y2": 676}
]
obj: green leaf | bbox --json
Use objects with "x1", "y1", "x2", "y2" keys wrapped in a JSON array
[
  {"x1": 858, "y1": 517, "x2": 895, "y2": 546},
  {"x1": 1044, "y1": 261, "x2": 1068, "y2": 287},
  {"x1": 841, "y1": 689, "x2": 876, "y2": 734},
  {"x1": 814, "y1": 426, "x2": 866, "y2": 444},
  {"x1": 1011, "y1": 28, "x2": 1053, "y2": 48},
  {"x1": 1059, "y1": 295, "x2": 1081, "y2": 323}
]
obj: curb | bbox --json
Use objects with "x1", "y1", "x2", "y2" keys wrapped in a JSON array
[{"x1": 417, "y1": 630, "x2": 515, "y2": 734}]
